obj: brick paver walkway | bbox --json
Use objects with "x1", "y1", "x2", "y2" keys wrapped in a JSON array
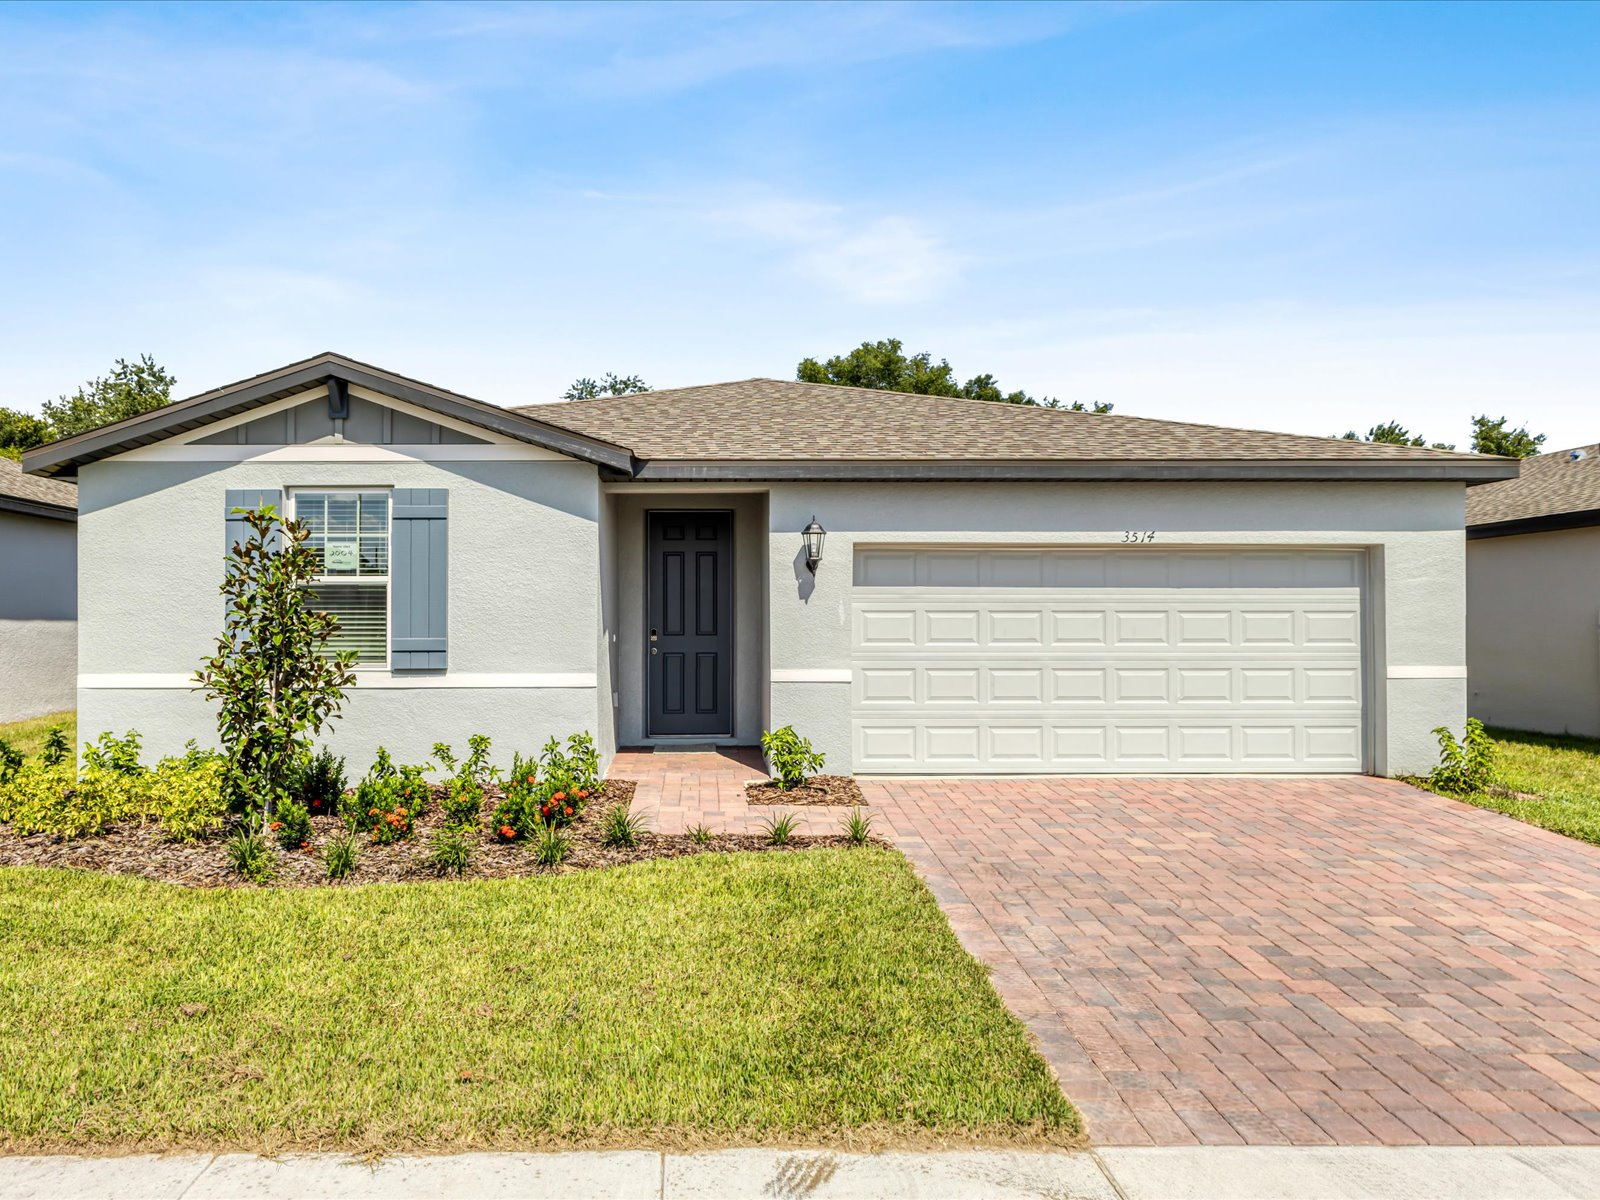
[
  {"x1": 606, "y1": 752, "x2": 1600, "y2": 1148},
  {"x1": 866, "y1": 776, "x2": 1600, "y2": 1148},
  {"x1": 610, "y1": 747, "x2": 850, "y2": 836}
]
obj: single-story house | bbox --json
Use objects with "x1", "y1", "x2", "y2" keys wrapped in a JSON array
[
  {"x1": 22, "y1": 352, "x2": 1516, "y2": 777},
  {"x1": 1466, "y1": 444, "x2": 1600, "y2": 737},
  {"x1": 0, "y1": 456, "x2": 77, "y2": 723}
]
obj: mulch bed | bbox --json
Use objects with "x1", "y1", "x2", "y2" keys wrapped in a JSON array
[
  {"x1": 0, "y1": 781, "x2": 862, "y2": 889},
  {"x1": 744, "y1": 775, "x2": 867, "y2": 806}
]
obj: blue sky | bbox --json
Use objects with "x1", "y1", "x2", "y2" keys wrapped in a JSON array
[{"x1": 2, "y1": 1, "x2": 1597, "y2": 447}]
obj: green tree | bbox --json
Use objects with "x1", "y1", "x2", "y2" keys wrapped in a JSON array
[
  {"x1": 1471, "y1": 415, "x2": 1545, "y2": 458},
  {"x1": 194, "y1": 505, "x2": 356, "y2": 828},
  {"x1": 0, "y1": 408, "x2": 50, "y2": 461},
  {"x1": 797, "y1": 337, "x2": 1111, "y2": 412},
  {"x1": 1337, "y1": 421, "x2": 1455, "y2": 450},
  {"x1": 563, "y1": 373, "x2": 651, "y2": 401},
  {"x1": 41, "y1": 354, "x2": 175, "y2": 438}
]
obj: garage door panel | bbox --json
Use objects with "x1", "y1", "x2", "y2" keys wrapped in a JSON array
[{"x1": 852, "y1": 548, "x2": 1364, "y2": 774}]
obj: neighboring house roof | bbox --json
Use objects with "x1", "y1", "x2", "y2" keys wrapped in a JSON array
[
  {"x1": 0, "y1": 455, "x2": 76, "y2": 521},
  {"x1": 523, "y1": 378, "x2": 1516, "y2": 483},
  {"x1": 1466, "y1": 445, "x2": 1600, "y2": 539},
  {"x1": 21, "y1": 352, "x2": 1519, "y2": 485}
]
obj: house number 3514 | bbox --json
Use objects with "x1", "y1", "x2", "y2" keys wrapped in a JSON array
[{"x1": 1122, "y1": 530, "x2": 1156, "y2": 543}]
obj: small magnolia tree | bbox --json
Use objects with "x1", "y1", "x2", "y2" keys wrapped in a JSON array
[{"x1": 195, "y1": 505, "x2": 355, "y2": 827}]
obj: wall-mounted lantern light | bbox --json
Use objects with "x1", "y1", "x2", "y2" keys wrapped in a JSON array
[{"x1": 801, "y1": 517, "x2": 826, "y2": 574}]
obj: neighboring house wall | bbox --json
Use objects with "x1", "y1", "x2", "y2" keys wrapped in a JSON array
[
  {"x1": 607, "y1": 491, "x2": 769, "y2": 747},
  {"x1": 764, "y1": 479, "x2": 1468, "y2": 778},
  {"x1": 75, "y1": 453, "x2": 606, "y2": 771},
  {"x1": 1467, "y1": 526, "x2": 1600, "y2": 738},
  {"x1": 0, "y1": 510, "x2": 77, "y2": 722}
]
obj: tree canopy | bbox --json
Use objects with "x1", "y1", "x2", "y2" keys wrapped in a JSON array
[
  {"x1": 563, "y1": 373, "x2": 651, "y2": 401},
  {"x1": 1470, "y1": 415, "x2": 1545, "y2": 458},
  {"x1": 796, "y1": 338, "x2": 1111, "y2": 413},
  {"x1": 1, "y1": 354, "x2": 175, "y2": 459},
  {"x1": 1338, "y1": 421, "x2": 1455, "y2": 450}
]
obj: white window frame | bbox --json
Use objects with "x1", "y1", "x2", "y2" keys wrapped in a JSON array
[{"x1": 289, "y1": 486, "x2": 393, "y2": 671}]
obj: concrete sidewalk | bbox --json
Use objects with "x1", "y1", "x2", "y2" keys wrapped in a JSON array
[{"x1": 4, "y1": 1146, "x2": 1600, "y2": 1199}]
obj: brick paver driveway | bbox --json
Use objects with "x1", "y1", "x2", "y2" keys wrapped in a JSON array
[{"x1": 864, "y1": 776, "x2": 1600, "y2": 1147}]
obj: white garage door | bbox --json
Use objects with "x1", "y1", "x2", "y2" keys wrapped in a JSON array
[{"x1": 851, "y1": 547, "x2": 1366, "y2": 774}]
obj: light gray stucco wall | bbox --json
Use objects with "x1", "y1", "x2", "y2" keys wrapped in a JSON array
[
  {"x1": 76, "y1": 456, "x2": 605, "y2": 773},
  {"x1": 0, "y1": 510, "x2": 77, "y2": 721},
  {"x1": 1467, "y1": 526, "x2": 1600, "y2": 737},
  {"x1": 609, "y1": 492, "x2": 768, "y2": 746},
  {"x1": 765, "y1": 479, "x2": 1469, "y2": 778}
]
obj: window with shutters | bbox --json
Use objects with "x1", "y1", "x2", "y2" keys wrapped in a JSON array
[{"x1": 293, "y1": 490, "x2": 390, "y2": 664}]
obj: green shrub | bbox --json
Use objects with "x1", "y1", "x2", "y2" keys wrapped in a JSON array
[
  {"x1": 492, "y1": 733, "x2": 601, "y2": 839},
  {"x1": 760, "y1": 726, "x2": 824, "y2": 789},
  {"x1": 601, "y1": 803, "x2": 646, "y2": 849},
  {"x1": 762, "y1": 811, "x2": 798, "y2": 847},
  {"x1": 294, "y1": 748, "x2": 346, "y2": 816},
  {"x1": 341, "y1": 747, "x2": 430, "y2": 843},
  {"x1": 443, "y1": 778, "x2": 484, "y2": 828},
  {"x1": 271, "y1": 798, "x2": 312, "y2": 850},
  {"x1": 1429, "y1": 718, "x2": 1499, "y2": 795},
  {"x1": 40, "y1": 725, "x2": 71, "y2": 768},
  {"x1": 2, "y1": 761, "x2": 150, "y2": 838},
  {"x1": 150, "y1": 757, "x2": 229, "y2": 843},
  {"x1": 432, "y1": 734, "x2": 495, "y2": 787},
  {"x1": 426, "y1": 825, "x2": 474, "y2": 876},
  {"x1": 842, "y1": 807, "x2": 872, "y2": 846},
  {"x1": 0, "y1": 738, "x2": 24, "y2": 786},
  {"x1": 226, "y1": 826, "x2": 275, "y2": 883},
  {"x1": 533, "y1": 822, "x2": 571, "y2": 867},
  {"x1": 323, "y1": 829, "x2": 359, "y2": 880},
  {"x1": 81, "y1": 730, "x2": 144, "y2": 776}
]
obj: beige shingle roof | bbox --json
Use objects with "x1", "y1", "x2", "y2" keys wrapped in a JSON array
[
  {"x1": 524, "y1": 378, "x2": 1500, "y2": 464},
  {"x1": 1467, "y1": 445, "x2": 1600, "y2": 527},
  {"x1": 0, "y1": 455, "x2": 76, "y2": 513}
]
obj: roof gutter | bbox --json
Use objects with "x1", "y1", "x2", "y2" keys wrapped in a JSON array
[
  {"x1": 1468, "y1": 507, "x2": 1600, "y2": 540},
  {"x1": 0, "y1": 494, "x2": 76, "y2": 522}
]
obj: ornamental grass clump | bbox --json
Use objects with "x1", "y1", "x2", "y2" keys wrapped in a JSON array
[
  {"x1": 225, "y1": 826, "x2": 275, "y2": 883},
  {"x1": 426, "y1": 825, "x2": 474, "y2": 876},
  {"x1": 601, "y1": 802, "x2": 646, "y2": 849},
  {"x1": 842, "y1": 807, "x2": 872, "y2": 846},
  {"x1": 762, "y1": 811, "x2": 798, "y2": 847},
  {"x1": 533, "y1": 821, "x2": 571, "y2": 867},
  {"x1": 323, "y1": 829, "x2": 359, "y2": 881}
]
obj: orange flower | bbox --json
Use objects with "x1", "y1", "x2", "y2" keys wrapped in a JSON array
[
  {"x1": 552, "y1": 791, "x2": 567, "y2": 802},
  {"x1": 576, "y1": 789, "x2": 589, "y2": 800},
  {"x1": 499, "y1": 825, "x2": 516, "y2": 839},
  {"x1": 564, "y1": 806, "x2": 573, "y2": 817}
]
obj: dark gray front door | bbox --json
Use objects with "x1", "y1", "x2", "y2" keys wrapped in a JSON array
[{"x1": 646, "y1": 510, "x2": 733, "y2": 736}]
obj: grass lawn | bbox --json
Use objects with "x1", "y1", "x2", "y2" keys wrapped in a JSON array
[
  {"x1": 0, "y1": 710, "x2": 75, "y2": 758},
  {"x1": 1413, "y1": 726, "x2": 1600, "y2": 847},
  {"x1": 0, "y1": 849, "x2": 1079, "y2": 1154}
]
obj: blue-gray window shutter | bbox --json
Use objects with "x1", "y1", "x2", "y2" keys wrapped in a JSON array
[
  {"x1": 225, "y1": 488, "x2": 282, "y2": 557},
  {"x1": 391, "y1": 488, "x2": 448, "y2": 671}
]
